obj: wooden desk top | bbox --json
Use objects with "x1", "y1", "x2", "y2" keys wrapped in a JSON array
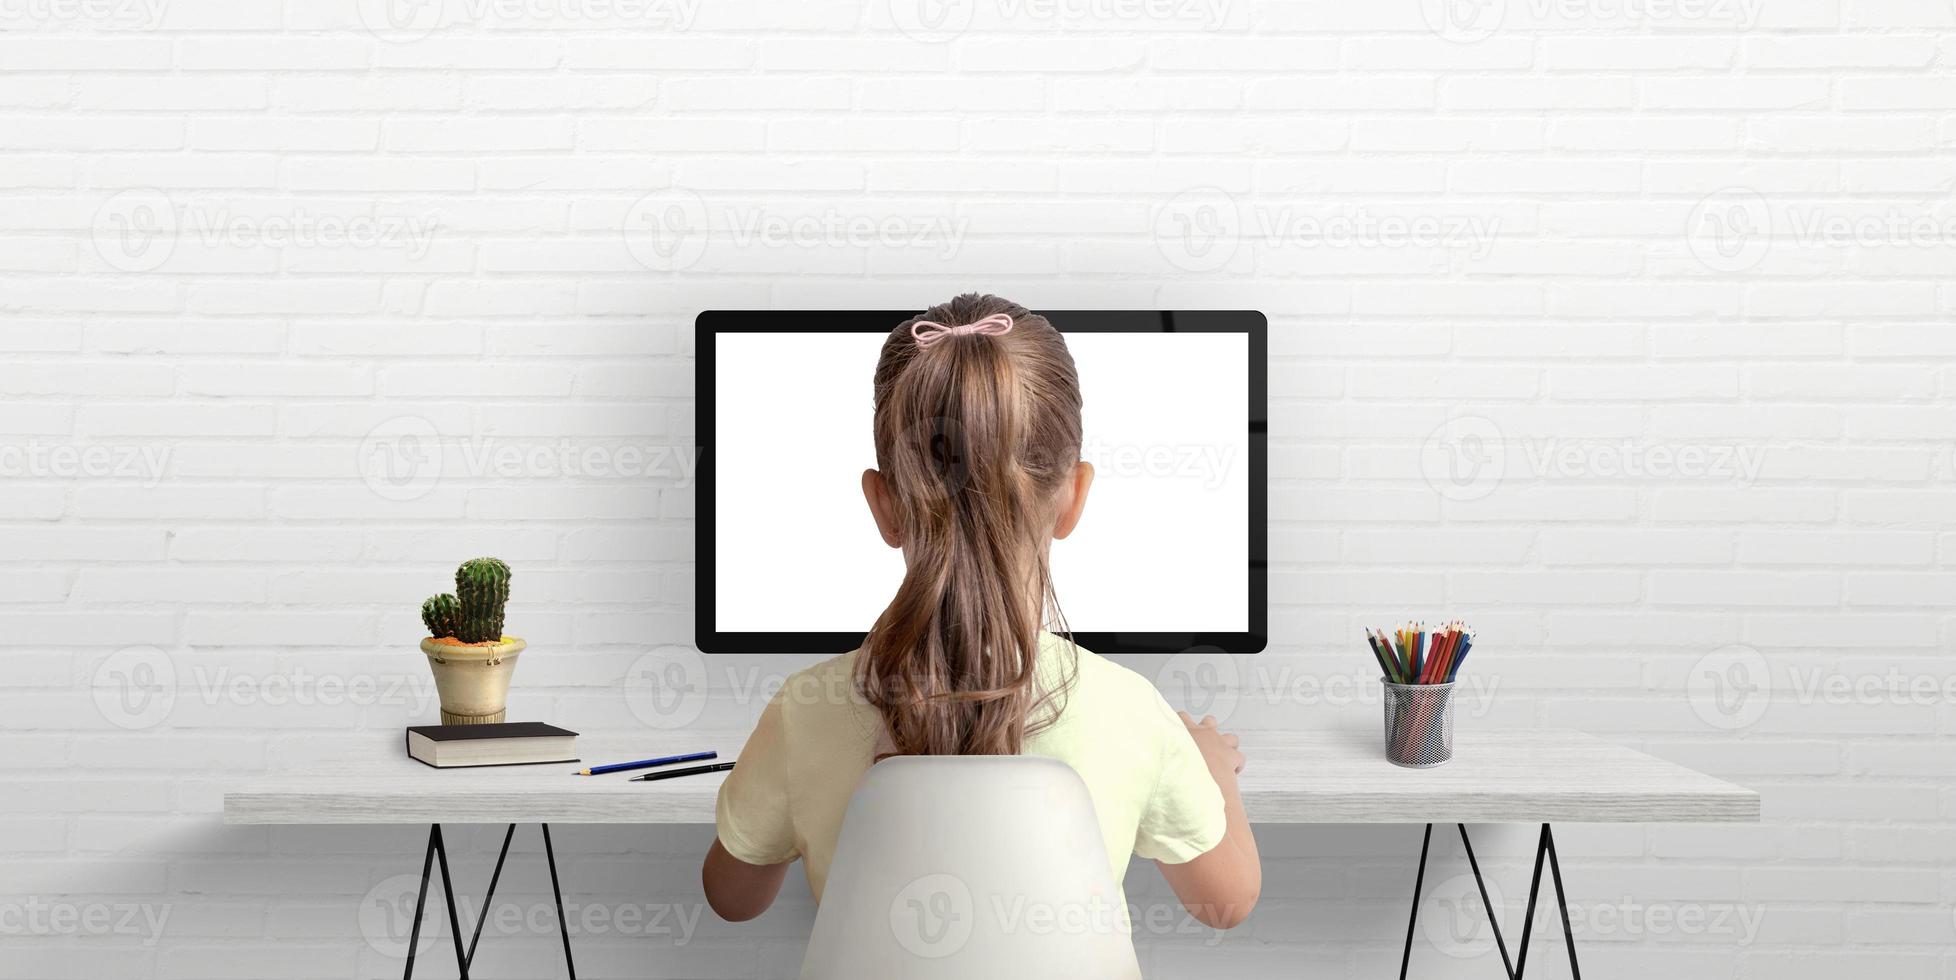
[{"x1": 222, "y1": 728, "x2": 1757, "y2": 826}]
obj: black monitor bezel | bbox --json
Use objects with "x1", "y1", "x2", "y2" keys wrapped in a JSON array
[{"x1": 695, "y1": 310, "x2": 1268, "y2": 655}]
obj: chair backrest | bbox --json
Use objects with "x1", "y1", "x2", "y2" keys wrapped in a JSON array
[{"x1": 801, "y1": 755, "x2": 1142, "y2": 980}]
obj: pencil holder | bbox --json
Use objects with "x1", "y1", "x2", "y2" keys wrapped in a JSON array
[{"x1": 1381, "y1": 680, "x2": 1455, "y2": 768}]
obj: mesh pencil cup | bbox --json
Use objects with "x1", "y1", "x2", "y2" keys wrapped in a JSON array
[{"x1": 1381, "y1": 680, "x2": 1456, "y2": 768}]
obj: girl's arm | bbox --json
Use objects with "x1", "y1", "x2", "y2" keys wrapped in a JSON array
[
  {"x1": 702, "y1": 694, "x2": 796, "y2": 921},
  {"x1": 1155, "y1": 712, "x2": 1262, "y2": 929},
  {"x1": 702, "y1": 839, "x2": 791, "y2": 921}
]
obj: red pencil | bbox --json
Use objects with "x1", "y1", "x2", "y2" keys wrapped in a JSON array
[{"x1": 1427, "y1": 624, "x2": 1458, "y2": 683}]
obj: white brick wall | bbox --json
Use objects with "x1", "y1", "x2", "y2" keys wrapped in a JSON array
[{"x1": 2, "y1": 0, "x2": 1953, "y2": 977}]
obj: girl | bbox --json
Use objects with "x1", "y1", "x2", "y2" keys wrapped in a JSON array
[{"x1": 702, "y1": 294, "x2": 1261, "y2": 931}]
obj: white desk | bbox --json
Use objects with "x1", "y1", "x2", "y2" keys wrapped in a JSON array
[
  {"x1": 223, "y1": 729, "x2": 1757, "y2": 980},
  {"x1": 224, "y1": 728, "x2": 1755, "y2": 826}
]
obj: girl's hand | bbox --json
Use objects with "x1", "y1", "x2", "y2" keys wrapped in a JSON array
[{"x1": 1178, "y1": 710, "x2": 1245, "y2": 784}]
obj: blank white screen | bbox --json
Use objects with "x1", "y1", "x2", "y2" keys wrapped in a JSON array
[{"x1": 713, "y1": 330, "x2": 1249, "y2": 635}]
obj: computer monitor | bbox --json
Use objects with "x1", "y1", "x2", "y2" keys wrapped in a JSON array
[{"x1": 695, "y1": 310, "x2": 1266, "y2": 655}]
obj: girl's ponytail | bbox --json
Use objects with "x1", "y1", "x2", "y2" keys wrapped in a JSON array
[{"x1": 857, "y1": 294, "x2": 1084, "y2": 757}]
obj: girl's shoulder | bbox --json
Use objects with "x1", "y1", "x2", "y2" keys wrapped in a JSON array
[
  {"x1": 1030, "y1": 635, "x2": 1189, "y2": 756},
  {"x1": 771, "y1": 651, "x2": 864, "y2": 717},
  {"x1": 767, "y1": 651, "x2": 886, "y2": 750},
  {"x1": 1040, "y1": 634, "x2": 1177, "y2": 716}
]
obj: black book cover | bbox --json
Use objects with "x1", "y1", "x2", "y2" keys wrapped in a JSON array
[
  {"x1": 404, "y1": 723, "x2": 580, "y2": 769},
  {"x1": 407, "y1": 722, "x2": 578, "y2": 742}
]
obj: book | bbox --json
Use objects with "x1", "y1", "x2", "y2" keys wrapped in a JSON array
[{"x1": 405, "y1": 722, "x2": 580, "y2": 769}]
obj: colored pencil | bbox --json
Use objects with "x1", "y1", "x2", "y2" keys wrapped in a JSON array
[
  {"x1": 1446, "y1": 632, "x2": 1474, "y2": 681},
  {"x1": 1365, "y1": 621, "x2": 1475, "y2": 686},
  {"x1": 632, "y1": 761, "x2": 735, "y2": 782},
  {"x1": 575, "y1": 751, "x2": 717, "y2": 777},
  {"x1": 1365, "y1": 631, "x2": 1395, "y2": 681}
]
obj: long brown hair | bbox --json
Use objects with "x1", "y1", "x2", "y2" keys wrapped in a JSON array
[{"x1": 856, "y1": 294, "x2": 1083, "y2": 757}]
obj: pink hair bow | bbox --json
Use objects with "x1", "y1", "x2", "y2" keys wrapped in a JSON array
[{"x1": 911, "y1": 313, "x2": 1014, "y2": 348}]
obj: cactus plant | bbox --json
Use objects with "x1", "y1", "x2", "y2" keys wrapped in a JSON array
[
  {"x1": 418, "y1": 556, "x2": 522, "y2": 725},
  {"x1": 454, "y1": 557, "x2": 511, "y2": 643},
  {"x1": 420, "y1": 557, "x2": 512, "y2": 644},
  {"x1": 421, "y1": 593, "x2": 462, "y2": 639}
]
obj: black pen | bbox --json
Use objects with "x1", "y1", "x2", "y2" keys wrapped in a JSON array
[{"x1": 631, "y1": 761, "x2": 735, "y2": 782}]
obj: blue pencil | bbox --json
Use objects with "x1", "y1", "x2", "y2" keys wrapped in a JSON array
[
  {"x1": 576, "y1": 751, "x2": 717, "y2": 776},
  {"x1": 1446, "y1": 634, "x2": 1474, "y2": 682}
]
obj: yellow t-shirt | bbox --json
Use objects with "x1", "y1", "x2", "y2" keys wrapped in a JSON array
[{"x1": 714, "y1": 633, "x2": 1228, "y2": 901}]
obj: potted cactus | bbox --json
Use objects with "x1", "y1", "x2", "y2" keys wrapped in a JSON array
[{"x1": 419, "y1": 557, "x2": 524, "y2": 725}]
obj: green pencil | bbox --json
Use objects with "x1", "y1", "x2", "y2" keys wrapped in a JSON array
[
  {"x1": 1366, "y1": 630, "x2": 1397, "y2": 681},
  {"x1": 1377, "y1": 628, "x2": 1407, "y2": 682}
]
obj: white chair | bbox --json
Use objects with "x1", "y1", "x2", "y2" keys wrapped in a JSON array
[{"x1": 801, "y1": 755, "x2": 1143, "y2": 980}]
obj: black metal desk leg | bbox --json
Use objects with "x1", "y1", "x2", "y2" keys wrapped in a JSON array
[
  {"x1": 543, "y1": 824, "x2": 578, "y2": 980},
  {"x1": 462, "y1": 824, "x2": 518, "y2": 971},
  {"x1": 1398, "y1": 824, "x2": 1434, "y2": 980},
  {"x1": 400, "y1": 823, "x2": 577, "y2": 980},
  {"x1": 1397, "y1": 823, "x2": 1582, "y2": 980},
  {"x1": 401, "y1": 824, "x2": 439, "y2": 980},
  {"x1": 1541, "y1": 825, "x2": 1581, "y2": 980},
  {"x1": 403, "y1": 824, "x2": 472, "y2": 980}
]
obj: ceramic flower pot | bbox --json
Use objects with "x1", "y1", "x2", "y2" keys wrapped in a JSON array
[{"x1": 420, "y1": 636, "x2": 525, "y2": 725}]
